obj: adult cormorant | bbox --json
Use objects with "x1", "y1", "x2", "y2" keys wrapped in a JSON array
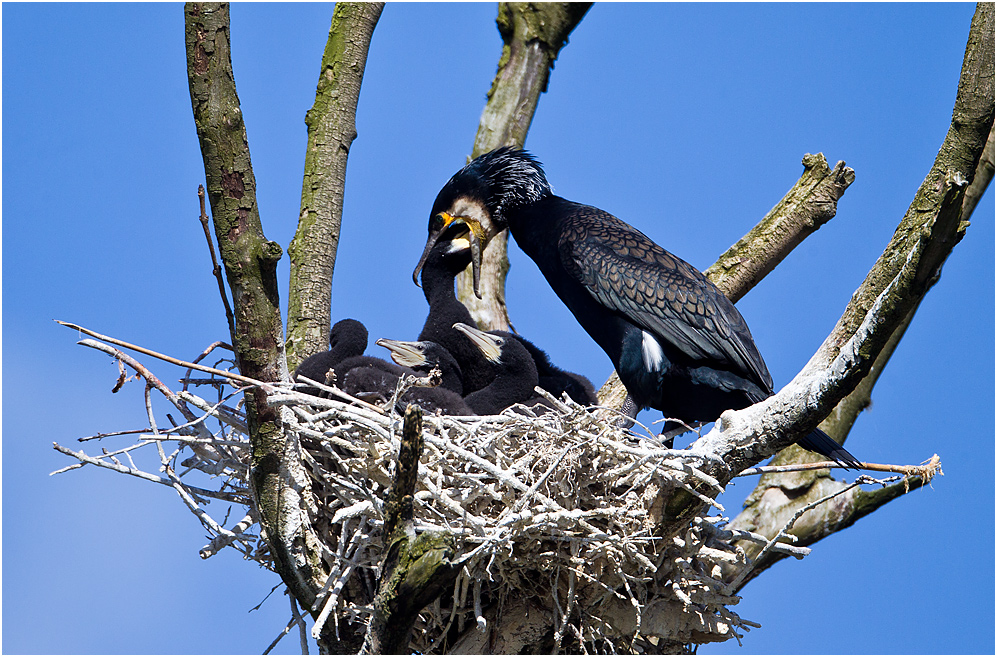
[
  {"x1": 415, "y1": 148, "x2": 860, "y2": 468},
  {"x1": 453, "y1": 323, "x2": 547, "y2": 415}
]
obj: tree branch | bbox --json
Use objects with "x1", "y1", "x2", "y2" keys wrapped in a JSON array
[
  {"x1": 286, "y1": 2, "x2": 384, "y2": 371},
  {"x1": 185, "y1": 0, "x2": 326, "y2": 627},
  {"x1": 362, "y1": 406, "x2": 460, "y2": 654},
  {"x1": 457, "y1": 2, "x2": 592, "y2": 331},
  {"x1": 676, "y1": 2, "x2": 994, "y2": 527},
  {"x1": 725, "y1": 6, "x2": 996, "y2": 581}
]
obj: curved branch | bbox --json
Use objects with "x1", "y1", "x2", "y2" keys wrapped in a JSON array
[
  {"x1": 680, "y1": 2, "x2": 993, "y2": 515},
  {"x1": 286, "y1": 2, "x2": 385, "y2": 370},
  {"x1": 457, "y1": 2, "x2": 592, "y2": 331},
  {"x1": 726, "y1": 9, "x2": 997, "y2": 581}
]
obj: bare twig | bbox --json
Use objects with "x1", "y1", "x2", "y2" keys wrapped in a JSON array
[{"x1": 198, "y1": 184, "x2": 236, "y2": 339}]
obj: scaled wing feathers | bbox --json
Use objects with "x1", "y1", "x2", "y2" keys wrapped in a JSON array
[{"x1": 558, "y1": 208, "x2": 774, "y2": 391}]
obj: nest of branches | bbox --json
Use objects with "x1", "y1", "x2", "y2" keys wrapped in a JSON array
[
  {"x1": 275, "y1": 373, "x2": 770, "y2": 653},
  {"x1": 55, "y1": 338, "x2": 808, "y2": 653}
]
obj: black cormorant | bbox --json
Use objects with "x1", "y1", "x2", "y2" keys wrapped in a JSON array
[
  {"x1": 293, "y1": 318, "x2": 369, "y2": 396},
  {"x1": 415, "y1": 148, "x2": 860, "y2": 468},
  {"x1": 500, "y1": 333, "x2": 598, "y2": 406},
  {"x1": 414, "y1": 226, "x2": 496, "y2": 394},
  {"x1": 375, "y1": 338, "x2": 475, "y2": 416},
  {"x1": 415, "y1": 226, "x2": 598, "y2": 406},
  {"x1": 453, "y1": 323, "x2": 547, "y2": 415},
  {"x1": 375, "y1": 338, "x2": 465, "y2": 395}
]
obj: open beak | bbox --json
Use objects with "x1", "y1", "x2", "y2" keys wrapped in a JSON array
[
  {"x1": 452, "y1": 322, "x2": 502, "y2": 363},
  {"x1": 375, "y1": 338, "x2": 427, "y2": 368},
  {"x1": 412, "y1": 216, "x2": 485, "y2": 298}
]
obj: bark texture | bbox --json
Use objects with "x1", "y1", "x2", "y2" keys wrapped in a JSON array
[
  {"x1": 286, "y1": 2, "x2": 384, "y2": 371},
  {"x1": 679, "y1": 1, "x2": 994, "y2": 510},
  {"x1": 185, "y1": 2, "x2": 329, "y2": 643},
  {"x1": 727, "y1": 41, "x2": 996, "y2": 582},
  {"x1": 363, "y1": 406, "x2": 460, "y2": 654},
  {"x1": 457, "y1": 2, "x2": 592, "y2": 332}
]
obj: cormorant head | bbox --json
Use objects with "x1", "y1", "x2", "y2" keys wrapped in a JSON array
[
  {"x1": 452, "y1": 322, "x2": 505, "y2": 364},
  {"x1": 375, "y1": 338, "x2": 432, "y2": 368},
  {"x1": 413, "y1": 148, "x2": 550, "y2": 297}
]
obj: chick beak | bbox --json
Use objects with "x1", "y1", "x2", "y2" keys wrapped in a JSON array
[
  {"x1": 375, "y1": 338, "x2": 427, "y2": 368},
  {"x1": 452, "y1": 322, "x2": 502, "y2": 363}
]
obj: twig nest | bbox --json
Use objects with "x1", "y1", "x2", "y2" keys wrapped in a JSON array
[{"x1": 274, "y1": 388, "x2": 757, "y2": 653}]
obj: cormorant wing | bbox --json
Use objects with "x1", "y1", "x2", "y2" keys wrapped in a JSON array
[{"x1": 558, "y1": 207, "x2": 774, "y2": 391}]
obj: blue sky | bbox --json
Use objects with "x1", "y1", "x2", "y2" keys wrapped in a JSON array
[{"x1": 3, "y1": 3, "x2": 993, "y2": 654}]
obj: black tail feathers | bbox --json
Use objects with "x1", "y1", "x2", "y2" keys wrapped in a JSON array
[{"x1": 797, "y1": 428, "x2": 862, "y2": 470}]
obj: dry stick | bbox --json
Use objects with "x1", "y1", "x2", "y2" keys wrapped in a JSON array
[
  {"x1": 197, "y1": 184, "x2": 236, "y2": 340},
  {"x1": 200, "y1": 511, "x2": 257, "y2": 559},
  {"x1": 736, "y1": 456, "x2": 942, "y2": 480},
  {"x1": 51, "y1": 443, "x2": 242, "y2": 502},
  {"x1": 263, "y1": 598, "x2": 305, "y2": 657},
  {"x1": 60, "y1": 321, "x2": 266, "y2": 387},
  {"x1": 181, "y1": 339, "x2": 234, "y2": 394},
  {"x1": 725, "y1": 477, "x2": 872, "y2": 593}
]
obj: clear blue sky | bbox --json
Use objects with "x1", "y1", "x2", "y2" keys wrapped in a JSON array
[{"x1": 3, "y1": 3, "x2": 993, "y2": 654}]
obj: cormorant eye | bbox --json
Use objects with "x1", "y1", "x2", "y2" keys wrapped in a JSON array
[{"x1": 431, "y1": 213, "x2": 445, "y2": 228}]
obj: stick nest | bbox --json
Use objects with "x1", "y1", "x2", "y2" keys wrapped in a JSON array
[{"x1": 55, "y1": 345, "x2": 760, "y2": 654}]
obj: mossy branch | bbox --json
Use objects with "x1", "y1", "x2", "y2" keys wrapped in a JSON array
[
  {"x1": 363, "y1": 406, "x2": 459, "y2": 654},
  {"x1": 286, "y1": 2, "x2": 384, "y2": 371},
  {"x1": 725, "y1": 4, "x2": 995, "y2": 582},
  {"x1": 660, "y1": 3, "x2": 994, "y2": 539},
  {"x1": 457, "y1": 2, "x2": 592, "y2": 332},
  {"x1": 185, "y1": 0, "x2": 326, "y2": 631}
]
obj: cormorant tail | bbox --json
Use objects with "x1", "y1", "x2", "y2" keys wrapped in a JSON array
[{"x1": 797, "y1": 428, "x2": 862, "y2": 470}]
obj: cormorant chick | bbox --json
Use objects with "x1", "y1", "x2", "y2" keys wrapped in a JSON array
[
  {"x1": 375, "y1": 338, "x2": 475, "y2": 416},
  {"x1": 416, "y1": 148, "x2": 860, "y2": 468},
  {"x1": 415, "y1": 225, "x2": 496, "y2": 394},
  {"x1": 453, "y1": 323, "x2": 547, "y2": 416},
  {"x1": 293, "y1": 318, "x2": 369, "y2": 396},
  {"x1": 497, "y1": 333, "x2": 598, "y2": 406},
  {"x1": 416, "y1": 225, "x2": 597, "y2": 405}
]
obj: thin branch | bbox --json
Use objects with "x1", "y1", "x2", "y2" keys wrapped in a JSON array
[
  {"x1": 197, "y1": 184, "x2": 236, "y2": 339},
  {"x1": 735, "y1": 455, "x2": 942, "y2": 480},
  {"x1": 59, "y1": 321, "x2": 268, "y2": 389}
]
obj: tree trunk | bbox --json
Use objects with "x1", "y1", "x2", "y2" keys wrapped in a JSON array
[
  {"x1": 457, "y1": 2, "x2": 592, "y2": 332},
  {"x1": 185, "y1": 2, "x2": 331, "y2": 644}
]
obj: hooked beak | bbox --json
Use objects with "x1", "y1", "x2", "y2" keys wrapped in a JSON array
[
  {"x1": 412, "y1": 214, "x2": 485, "y2": 298},
  {"x1": 452, "y1": 322, "x2": 502, "y2": 363},
  {"x1": 375, "y1": 338, "x2": 427, "y2": 368}
]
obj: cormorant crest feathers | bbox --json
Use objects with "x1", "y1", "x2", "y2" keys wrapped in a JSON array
[{"x1": 443, "y1": 147, "x2": 551, "y2": 217}]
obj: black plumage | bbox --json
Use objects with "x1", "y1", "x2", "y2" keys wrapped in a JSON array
[
  {"x1": 375, "y1": 338, "x2": 475, "y2": 416},
  {"x1": 415, "y1": 227, "x2": 496, "y2": 394},
  {"x1": 376, "y1": 337, "x2": 465, "y2": 394},
  {"x1": 293, "y1": 318, "x2": 370, "y2": 396},
  {"x1": 415, "y1": 226, "x2": 597, "y2": 406},
  {"x1": 453, "y1": 323, "x2": 547, "y2": 415},
  {"x1": 417, "y1": 148, "x2": 860, "y2": 468},
  {"x1": 501, "y1": 333, "x2": 598, "y2": 406}
]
